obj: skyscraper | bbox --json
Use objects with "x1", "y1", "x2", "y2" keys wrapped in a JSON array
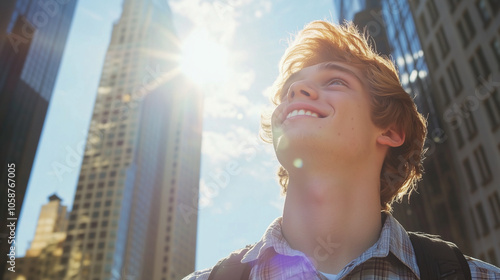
[
  {"x1": 3, "y1": 194, "x2": 68, "y2": 280},
  {"x1": 409, "y1": 0, "x2": 500, "y2": 265},
  {"x1": 333, "y1": 0, "x2": 472, "y2": 255},
  {"x1": 60, "y1": 0, "x2": 202, "y2": 279},
  {"x1": 334, "y1": 0, "x2": 500, "y2": 265},
  {"x1": 0, "y1": 0, "x2": 77, "y2": 276}
]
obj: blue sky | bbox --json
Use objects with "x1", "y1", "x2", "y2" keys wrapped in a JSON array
[{"x1": 18, "y1": 0, "x2": 339, "y2": 271}]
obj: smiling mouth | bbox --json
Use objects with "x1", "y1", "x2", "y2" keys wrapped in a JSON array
[{"x1": 286, "y1": 109, "x2": 320, "y2": 119}]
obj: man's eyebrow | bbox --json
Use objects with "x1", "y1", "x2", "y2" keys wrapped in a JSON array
[{"x1": 319, "y1": 62, "x2": 364, "y2": 86}]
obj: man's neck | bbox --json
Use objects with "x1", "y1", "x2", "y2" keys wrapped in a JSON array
[{"x1": 281, "y1": 168, "x2": 383, "y2": 274}]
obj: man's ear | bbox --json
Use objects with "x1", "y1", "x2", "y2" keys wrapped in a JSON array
[{"x1": 377, "y1": 126, "x2": 405, "y2": 147}]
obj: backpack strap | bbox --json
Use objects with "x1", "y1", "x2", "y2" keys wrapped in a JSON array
[
  {"x1": 408, "y1": 232, "x2": 471, "y2": 280},
  {"x1": 207, "y1": 245, "x2": 254, "y2": 280}
]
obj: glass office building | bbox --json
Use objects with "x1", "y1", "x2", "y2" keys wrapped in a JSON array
[
  {"x1": 0, "y1": 0, "x2": 77, "y2": 274},
  {"x1": 409, "y1": 0, "x2": 500, "y2": 265},
  {"x1": 61, "y1": 0, "x2": 202, "y2": 279}
]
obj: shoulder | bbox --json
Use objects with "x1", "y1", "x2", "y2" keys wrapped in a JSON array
[
  {"x1": 467, "y1": 256, "x2": 500, "y2": 279},
  {"x1": 181, "y1": 267, "x2": 212, "y2": 280}
]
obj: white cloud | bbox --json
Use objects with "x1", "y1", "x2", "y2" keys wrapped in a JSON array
[
  {"x1": 203, "y1": 70, "x2": 260, "y2": 119},
  {"x1": 211, "y1": 201, "x2": 233, "y2": 214},
  {"x1": 80, "y1": 7, "x2": 104, "y2": 21},
  {"x1": 201, "y1": 125, "x2": 261, "y2": 164}
]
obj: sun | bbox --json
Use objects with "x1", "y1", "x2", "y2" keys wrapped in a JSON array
[{"x1": 180, "y1": 29, "x2": 230, "y2": 85}]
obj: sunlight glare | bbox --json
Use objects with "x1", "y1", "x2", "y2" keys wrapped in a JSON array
[{"x1": 180, "y1": 29, "x2": 230, "y2": 85}]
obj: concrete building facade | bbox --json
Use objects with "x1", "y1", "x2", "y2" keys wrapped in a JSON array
[
  {"x1": 409, "y1": 0, "x2": 500, "y2": 265},
  {"x1": 334, "y1": 0, "x2": 500, "y2": 266},
  {"x1": 3, "y1": 194, "x2": 68, "y2": 280},
  {"x1": 0, "y1": 0, "x2": 77, "y2": 274}
]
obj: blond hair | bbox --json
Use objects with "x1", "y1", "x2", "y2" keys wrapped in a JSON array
[{"x1": 260, "y1": 21, "x2": 427, "y2": 212}]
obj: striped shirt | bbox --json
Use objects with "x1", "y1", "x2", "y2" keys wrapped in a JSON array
[{"x1": 183, "y1": 214, "x2": 500, "y2": 279}]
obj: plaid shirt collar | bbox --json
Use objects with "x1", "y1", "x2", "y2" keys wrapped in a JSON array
[{"x1": 240, "y1": 213, "x2": 420, "y2": 279}]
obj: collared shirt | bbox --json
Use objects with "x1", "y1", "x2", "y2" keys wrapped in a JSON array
[{"x1": 183, "y1": 214, "x2": 500, "y2": 279}]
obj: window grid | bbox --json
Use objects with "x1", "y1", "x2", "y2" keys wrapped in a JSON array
[
  {"x1": 476, "y1": 0, "x2": 492, "y2": 26},
  {"x1": 436, "y1": 27, "x2": 450, "y2": 56},
  {"x1": 488, "y1": 192, "x2": 500, "y2": 229},
  {"x1": 476, "y1": 203, "x2": 490, "y2": 237},
  {"x1": 483, "y1": 89, "x2": 500, "y2": 129},
  {"x1": 426, "y1": 1, "x2": 439, "y2": 24},
  {"x1": 473, "y1": 145, "x2": 493, "y2": 186},
  {"x1": 447, "y1": 62, "x2": 463, "y2": 95},
  {"x1": 456, "y1": 11, "x2": 475, "y2": 47},
  {"x1": 463, "y1": 158, "x2": 477, "y2": 192}
]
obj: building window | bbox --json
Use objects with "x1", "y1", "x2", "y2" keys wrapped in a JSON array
[
  {"x1": 489, "y1": 192, "x2": 500, "y2": 229},
  {"x1": 476, "y1": 0, "x2": 492, "y2": 26},
  {"x1": 460, "y1": 102, "x2": 478, "y2": 140},
  {"x1": 476, "y1": 203, "x2": 490, "y2": 236},
  {"x1": 491, "y1": 37, "x2": 500, "y2": 69},
  {"x1": 470, "y1": 47, "x2": 492, "y2": 81},
  {"x1": 447, "y1": 62, "x2": 463, "y2": 95},
  {"x1": 456, "y1": 11, "x2": 475, "y2": 47},
  {"x1": 452, "y1": 125, "x2": 465, "y2": 148},
  {"x1": 463, "y1": 158, "x2": 477, "y2": 192},
  {"x1": 436, "y1": 27, "x2": 450, "y2": 56},
  {"x1": 426, "y1": 45, "x2": 439, "y2": 69},
  {"x1": 426, "y1": 1, "x2": 439, "y2": 24},
  {"x1": 490, "y1": 0, "x2": 500, "y2": 14},
  {"x1": 419, "y1": 14, "x2": 428, "y2": 35},
  {"x1": 473, "y1": 145, "x2": 492, "y2": 185},
  {"x1": 487, "y1": 249, "x2": 499, "y2": 266},
  {"x1": 447, "y1": 0, "x2": 462, "y2": 11},
  {"x1": 483, "y1": 89, "x2": 500, "y2": 129},
  {"x1": 439, "y1": 78, "x2": 451, "y2": 104}
]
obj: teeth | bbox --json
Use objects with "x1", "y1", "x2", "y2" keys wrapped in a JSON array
[{"x1": 286, "y1": 109, "x2": 319, "y2": 119}]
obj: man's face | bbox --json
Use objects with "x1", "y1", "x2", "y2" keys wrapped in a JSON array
[{"x1": 271, "y1": 61, "x2": 383, "y2": 167}]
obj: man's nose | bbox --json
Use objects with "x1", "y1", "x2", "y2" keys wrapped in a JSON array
[{"x1": 287, "y1": 81, "x2": 318, "y2": 101}]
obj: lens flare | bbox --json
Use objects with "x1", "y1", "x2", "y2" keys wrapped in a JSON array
[
  {"x1": 293, "y1": 158, "x2": 303, "y2": 168},
  {"x1": 180, "y1": 29, "x2": 230, "y2": 85}
]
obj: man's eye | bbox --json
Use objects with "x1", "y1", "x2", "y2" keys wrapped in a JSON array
[{"x1": 326, "y1": 78, "x2": 347, "y2": 86}]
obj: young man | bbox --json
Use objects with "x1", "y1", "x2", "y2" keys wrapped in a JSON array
[{"x1": 183, "y1": 21, "x2": 500, "y2": 279}]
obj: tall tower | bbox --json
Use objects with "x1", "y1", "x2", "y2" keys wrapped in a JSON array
[
  {"x1": 0, "y1": 0, "x2": 77, "y2": 275},
  {"x1": 409, "y1": 0, "x2": 500, "y2": 265},
  {"x1": 26, "y1": 194, "x2": 68, "y2": 258},
  {"x1": 3, "y1": 194, "x2": 68, "y2": 280},
  {"x1": 333, "y1": 0, "x2": 472, "y2": 255},
  {"x1": 60, "y1": 0, "x2": 202, "y2": 279}
]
